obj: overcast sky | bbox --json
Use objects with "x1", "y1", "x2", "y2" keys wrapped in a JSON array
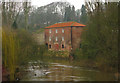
[{"x1": 31, "y1": 0, "x2": 85, "y2": 10}]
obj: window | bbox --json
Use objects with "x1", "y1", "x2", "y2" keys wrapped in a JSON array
[
  {"x1": 56, "y1": 29, "x2": 58, "y2": 33},
  {"x1": 49, "y1": 36, "x2": 51, "y2": 41},
  {"x1": 62, "y1": 37, "x2": 64, "y2": 41},
  {"x1": 62, "y1": 29, "x2": 64, "y2": 33},
  {"x1": 56, "y1": 37, "x2": 58, "y2": 41},
  {"x1": 49, "y1": 29, "x2": 51, "y2": 33},
  {"x1": 62, "y1": 44, "x2": 64, "y2": 48},
  {"x1": 49, "y1": 44, "x2": 51, "y2": 48}
]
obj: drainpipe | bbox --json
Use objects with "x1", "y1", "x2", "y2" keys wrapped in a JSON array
[
  {"x1": 71, "y1": 26, "x2": 73, "y2": 49},
  {"x1": 70, "y1": 22, "x2": 75, "y2": 50}
]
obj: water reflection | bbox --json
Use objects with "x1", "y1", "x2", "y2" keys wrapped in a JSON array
[{"x1": 22, "y1": 59, "x2": 116, "y2": 81}]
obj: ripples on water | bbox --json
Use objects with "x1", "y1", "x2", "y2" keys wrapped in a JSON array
[{"x1": 22, "y1": 60, "x2": 116, "y2": 81}]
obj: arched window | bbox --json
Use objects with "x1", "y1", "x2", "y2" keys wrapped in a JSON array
[
  {"x1": 62, "y1": 44, "x2": 64, "y2": 48},
  {"x1": 49, "y1": 44, "x2": 51, "y2": 48}
]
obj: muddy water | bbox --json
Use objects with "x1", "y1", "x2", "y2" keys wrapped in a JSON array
[{"x1": 22, "y1": 59, "x2": 116, "y2": 81}]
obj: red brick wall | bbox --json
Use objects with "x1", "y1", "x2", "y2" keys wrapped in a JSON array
[
  {"x1": 45, "y1": 26, "x2": 83, "y2": 51},
  {"x1": 72, "y1": 27, "x2": 83, "y2": 50}
]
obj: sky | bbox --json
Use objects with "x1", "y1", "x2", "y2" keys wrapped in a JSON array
[{"x1": 31, "y1": 0, "x2": 85, "y2": 10}]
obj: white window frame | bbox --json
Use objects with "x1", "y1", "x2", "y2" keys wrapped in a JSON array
[
  {"x1": 49, "y1": 29, "x2": 51, "y2": 33},
  {"x1": 62, "y1": 29, "x2": 64, "y2": 33},
  {"x1": 56, "y1": 37, "x2": 58, "y2": 41},
  {"x1": 56, "y1": 29, "x2": 58, "y2": 33},
  {"x1": 62, "y1": 37, "x2": 64, "y2": 41},
  {"x1": 49, "y1": 36, "x2": 51, "y2": 41}
]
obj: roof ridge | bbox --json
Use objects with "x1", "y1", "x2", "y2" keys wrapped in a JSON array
[{"x1": 45, "y1": 21, "x2": 85, "y2": 28}]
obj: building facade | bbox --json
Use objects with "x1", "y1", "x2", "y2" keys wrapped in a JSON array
[{"x1": 45, "y1": 21, "x2": 86, "y2": 51}]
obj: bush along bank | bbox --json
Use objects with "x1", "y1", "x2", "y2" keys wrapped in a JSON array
[
  {"x1": 73, "y1": 48, "x2": 118, "y2": 73},
  {"x1": 2, "y1": 28, "x2": 47, "y2": 81},
  {"x1": 44, "y1": 50, "x2": 70, "y2": 59}
]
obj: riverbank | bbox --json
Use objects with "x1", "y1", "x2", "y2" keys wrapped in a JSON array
[
  {"x1": 38, "y1": 57, "x2": 119, "y2": 80},
  {"x1": 21, "y1": 58, "x2": 118, "y2": 81},
  {"x1": 2, "y1": 56, "x2": 119, "y2": 81},
  {"x1": 43, "y1": 53, "x2": 119, "y2": 80},
  {"x1": 43, "y1": 50, "x2": 118, "y2": 73}
]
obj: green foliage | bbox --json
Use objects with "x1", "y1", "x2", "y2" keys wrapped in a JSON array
[
  {"x1": 44, "y1": 50, "x2": 69, "y2": 58},
  {"x1": 2, "y1": 28, "x2": 48, "y2": 80},
  {"x1": 15, "y1": 29, "x2": 35, "y2": 65},
  {"x1": 2, "y1": 29, "x2": 19, "y2": 80},
  {"x1": 34, "y1": 28, "x2": 44, "y2": 34},
  {"x1": 73, "y1": 2, "x2": 118, "y2": 71},
  {"x1": 12, "y1": 21, "x2": 18, "y2": 29},
  {"x1": 64, "y1": 6, "x2": 72, "y2": 21},
  {"x1": 64, "y1": 6, "x2": 76, "y2": 22},
  {"x1": 73, "y1": 48, "x2": 82, "y2": 59},
  {"x1": 80, "y1": 5, "x2": 88, "y2": 24}
]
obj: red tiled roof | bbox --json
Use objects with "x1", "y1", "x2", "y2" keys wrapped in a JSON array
[{"x1": 45, "y1": 21, "x2": 86, "y2": 28}]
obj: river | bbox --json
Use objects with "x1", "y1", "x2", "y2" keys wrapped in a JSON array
[{"x1": 22, "y1": 58, "x2": 116, "y2": 81}]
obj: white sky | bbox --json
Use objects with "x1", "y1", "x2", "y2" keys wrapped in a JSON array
[{"x1": 31, "y1": 0, "x2": 85, "y2": 10}]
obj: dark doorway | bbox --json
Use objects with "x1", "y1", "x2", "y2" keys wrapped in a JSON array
[
  {"x1": 49, "y1": 44, "x2": 51, "y2": 48},
  {"x1": 62, "y1": 44, "x2": 64, "y2": 48}
]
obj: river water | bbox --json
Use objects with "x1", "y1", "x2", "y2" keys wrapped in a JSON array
[{"x1": 22, "y1": 58, "x2": 116, "y2": 81}]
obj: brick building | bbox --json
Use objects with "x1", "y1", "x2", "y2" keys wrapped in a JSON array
[{"x1": 45, "y1": 21, "x2": 86, "y2": 51}]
